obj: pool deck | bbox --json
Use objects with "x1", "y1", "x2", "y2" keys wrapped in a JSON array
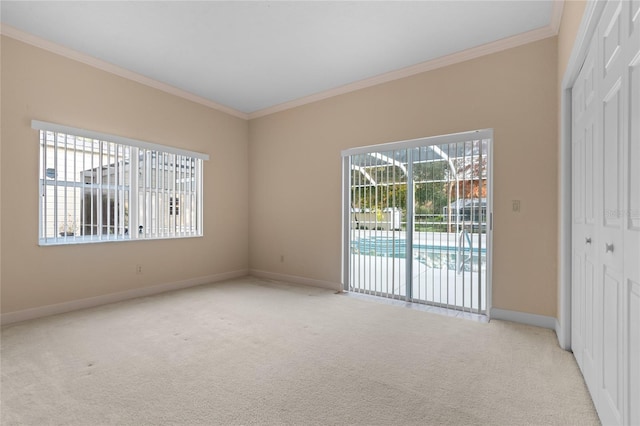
[{"x1": 348, "y1": 230, "x2": 488, "y2": 313}]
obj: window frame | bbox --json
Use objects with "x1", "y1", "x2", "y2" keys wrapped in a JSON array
[{"x1": 34, "y1": 120, "x2": 209, "y2": 246}]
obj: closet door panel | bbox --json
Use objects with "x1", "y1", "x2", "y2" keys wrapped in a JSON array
[
  {"x1": 572, "y1": 38, "x2": 598, "y2": 377},
  {"x1": 624, "y1": 11, "x2": 640, "y2": 422},
  {"x1": 597, "y1": 2, "x2": 626, "y2": 424},
  {"x1": 629, "y1": 281, "x2": 640, "y2": 426},
  {"x1": 629, "y1": 62, "x2": 639, "y2": 233},
  {"x1": 601, "y1": 266, "x2": 624, "y2": 424},
  {"x1": 626, "y1": 281, "x2": 640, "y2": 425}
]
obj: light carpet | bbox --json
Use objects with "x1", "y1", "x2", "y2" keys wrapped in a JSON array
[{"x1": 1, "y1": 277, "x2": 599, "y2": 425}]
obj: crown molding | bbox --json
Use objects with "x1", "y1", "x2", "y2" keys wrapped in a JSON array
[
  {"x1": 248, "y1": 22, "x2": 560, "y2": 119},
  {"x1": 0, "y1": 24, "x2": 249, "y2": 120},
  {"x1": 550, "y1": 0, "x2": 565, "y2": 35}
]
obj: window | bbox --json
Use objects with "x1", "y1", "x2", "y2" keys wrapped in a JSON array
[{"x1": 35, "y1": 120, "x2": 209, "y2": 245}]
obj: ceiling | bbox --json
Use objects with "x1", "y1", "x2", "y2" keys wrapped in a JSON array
[{"x1": 1, "y1": 1, "x2": 560, "y2": 118}]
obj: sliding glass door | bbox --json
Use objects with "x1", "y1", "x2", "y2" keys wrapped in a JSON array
[{"x1": 342, "y1": 130, "x2": 492, "y2": 314}]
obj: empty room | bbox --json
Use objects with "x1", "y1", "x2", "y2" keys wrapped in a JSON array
[{"x1": 1, "y1": 1, "x2": 638, "y2": 425}]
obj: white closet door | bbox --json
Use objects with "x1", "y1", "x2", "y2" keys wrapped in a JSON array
[
  {"x1": 598, "y1": 2, "x2": 626, "y2": 424},
  {"x1": 571, "y1": 1, "x2": 639, "y2": 424},
  {"x1": 624, "y1": 1, "x2": 640, "y2": 424},
  {"x1": 572, "y1": 38, "x2": 599, "y2": 390}
]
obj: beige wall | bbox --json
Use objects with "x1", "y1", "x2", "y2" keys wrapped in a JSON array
[
  {"x1": 0, "y1": 37, "x2": 249, "y2": 313},
  {"x1": 2, "y1": 17, "x2": 587, "y2": 320},
  {"x1": 249, "y1": 37, "x2": 559, "y2": 317}
]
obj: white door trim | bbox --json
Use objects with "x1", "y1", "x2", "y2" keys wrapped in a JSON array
[{"x1": 558, "y1": 0, "x2": 607, "y2": 350}]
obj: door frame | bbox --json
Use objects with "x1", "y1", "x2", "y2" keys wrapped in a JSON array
[{"x1": 559, "y1": 0, "x2": 607, "y2": 350}]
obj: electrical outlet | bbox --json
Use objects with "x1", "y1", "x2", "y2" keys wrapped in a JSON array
[
  {"x1": 136, "y1": 264, "x2": 143, "y2": 274},
  {"x1": 512, "y1": 200, "x2": 521, "y2": 212}
]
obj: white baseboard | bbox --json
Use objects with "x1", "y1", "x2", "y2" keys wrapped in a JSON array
[
  {"x1": 250, "y1": 273, "x2": 559, "y2": 332},
  {"x1": 250, "y1": 269, "x2": 341, "y2": 292},
  {"x1": 490, "y1": 308, "x2": 556, "y2": 330},
  {"x1": 0, "y1": 269, "x2": 249, "y2": 326}
]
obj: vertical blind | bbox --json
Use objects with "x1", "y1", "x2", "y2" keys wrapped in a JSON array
[
  {"x1": 342, "y1": 130, "x2": 492, "y2": 314},
  {"x1": 35, "y1": 121, "x2": 208, "y2": 245}
]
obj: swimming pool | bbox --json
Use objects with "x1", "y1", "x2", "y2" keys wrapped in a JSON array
[{"x1": 351, "y1": 236, "x2": 486, "y2": 271}]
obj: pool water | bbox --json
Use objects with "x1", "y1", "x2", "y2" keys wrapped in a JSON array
[{"x1": 351, "y1": 237, "x2": 486, "y2": 271}]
